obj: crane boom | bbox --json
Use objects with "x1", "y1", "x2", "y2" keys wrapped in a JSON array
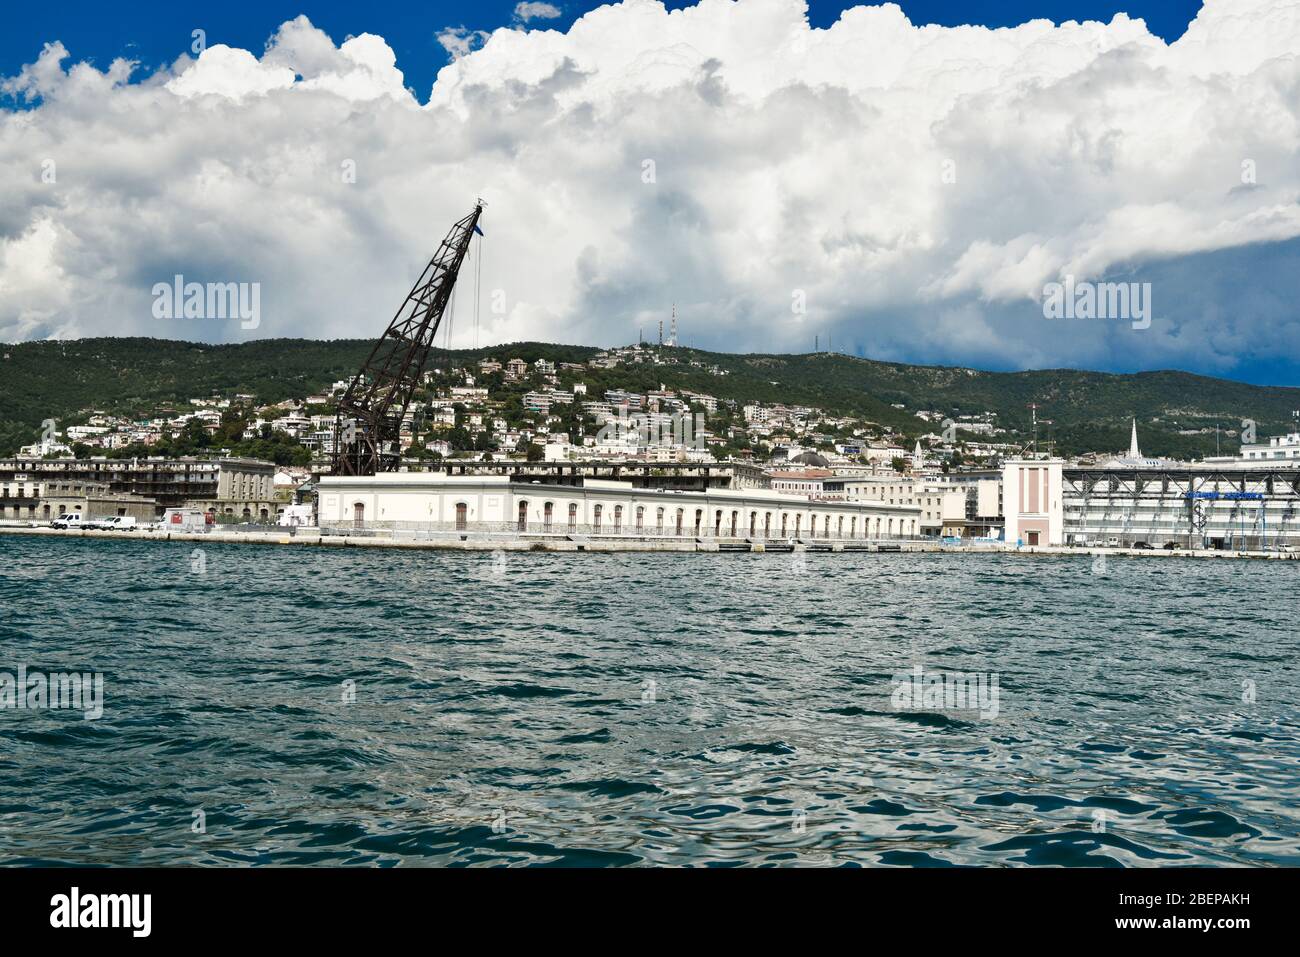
[{"x1": 332, "y1": 202, "x2": 483, "y2": 475}]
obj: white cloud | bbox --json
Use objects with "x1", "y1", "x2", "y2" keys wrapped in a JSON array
[
  {"x1": 514, "y1": 3, "x2": 563, "y2": 24},
  {"x1": 2, "y1": 1, "x2": 1299, "y2": 378},
  {"x1": 436, "y1": 26, "x2": 490, "y2": 61}
]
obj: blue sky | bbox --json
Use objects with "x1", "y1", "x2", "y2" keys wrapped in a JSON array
[
  {"x1": 1, "y1": 1, "x2": 1205, "y2": 105},
  {"x1": 3, "y1": 1, "x2": 1298, "y2": 386}
]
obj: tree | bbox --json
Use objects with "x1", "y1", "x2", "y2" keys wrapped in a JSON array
[
  {"x1": 891, "y1": 456, "x2": 908, "y2": 473},
  {"x1": 525, "y1": 443, "x2": 544, "y2": 462}
]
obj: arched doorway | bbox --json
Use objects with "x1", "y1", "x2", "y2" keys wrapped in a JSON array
[
  {"x1": 517, "y1": 501, "x2": 528, "y2": 532},
  {"x1": 353, "y1": 502, "x2": 364, "y2": 528},
  {"x1": 455, "y1": 502, "x2": 468, "y2": 531}
]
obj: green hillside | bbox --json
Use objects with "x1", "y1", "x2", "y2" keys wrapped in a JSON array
[{"x1": 1, "y1": 337, "x2": 1297, "y2": 459}]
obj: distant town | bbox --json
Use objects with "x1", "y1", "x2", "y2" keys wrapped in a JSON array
[{"x1": 4, "y1": 339, "x2": 1300, "y2": 554}]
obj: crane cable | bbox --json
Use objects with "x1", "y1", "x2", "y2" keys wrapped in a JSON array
[{"x1": 474, "y1": 230, "x2": 483, "y2": 351}]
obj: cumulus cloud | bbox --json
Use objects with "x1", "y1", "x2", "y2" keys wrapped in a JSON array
[{"x1": 2, "y1": 0, "x2": 1299, "y2": 380}]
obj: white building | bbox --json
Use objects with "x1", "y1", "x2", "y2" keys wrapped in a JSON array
[{"x1": 316, "y1": 474, "x2": 923, "y2": 539}]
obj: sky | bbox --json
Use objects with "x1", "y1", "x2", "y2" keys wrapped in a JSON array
[{"x1": 2, "y1": 0, "x2": 1298, "y2": 385}]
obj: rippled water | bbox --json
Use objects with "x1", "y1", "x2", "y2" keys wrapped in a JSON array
[{"x1": 1, "y1": 535, "x2": 1296, "y2": 866}]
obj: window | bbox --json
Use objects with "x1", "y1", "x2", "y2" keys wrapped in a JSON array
[
  {"x1": 517, "y1": 501, "x2": 528, "y2": 532},
  {"x1": 657, "y1": 507, "x2": 665, "y2": 533},
  {"x1": 810, "y1": 515, "x2": 817, "y2": 537},
  {"x1": 568, "y1": 503, "x2": 578, "y2": 531},
  {"x1": 764, "y1": 512, "x2": 771, "y2": 537},
  {"x1": 636, "y1": 506, "x2": 644, "y2": 531},
  {"x1": 543, "y1": 501, "x2": 554, "y2": 532},
  {"x1": 694, "y1": 509, "x2": 703, "y2": 535},
  {"x1": 714, "y1": 510, "x2": 723, "y2": 536},
  {"x1": 749, "y1": 511, "x2": 757, "y2": 536},
  {"x1": 676, "y1": 508, "x2": 684, "y2": 536},
  {"x1": 837, "y1": 516, "x2": 844, "y2": 538},
  {"x1": 455, "y1": 502, "x2": 468, "y2": 530},
  {"x1": 795, "y1": 514, "x2": 802, "y2": 536},
  {"x1": 594, "y1": 504, "x2": 602, "y2": 531},
  {"x1": 781, "y1": 513, "x2": 788, "y2": 536},
  {"x1": 353, "y1": 502, "x2": 364, "y2": 528},
  {"x1": 614, "y1": 505, "x2": 623, "y2": 531},
  {"x1": 729, "y1": 510, "x2": 738, "y2": 536}
]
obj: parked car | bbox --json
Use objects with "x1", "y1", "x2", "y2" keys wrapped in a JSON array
[
  {"x1": 50, "y1": 514, "x2": 83, "y2": 529},
  {"x1": 1162, "y1": 541, "x2": 1181, "y2": 550},
  {"x1": 1133, "y1": 541, "x2": 1154, "y2": 550}
]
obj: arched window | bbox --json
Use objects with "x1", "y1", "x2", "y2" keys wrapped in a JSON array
[
  {"x1": 809, "y1": 515, "x2": 817, "y2": 537},
  {"x1": 837, "y1": 516, "x2": 844, "y2": 538},
  {"x1": 888, "y1": 517, "x2": 894, "y2": 536},
  {"x1": 729, "y1": 510, "x2": 738, "y2": 537},
  {"x1": 749, "y1": 511, "x2": 757, "y2": 536},
  {"x1": 543, "y1": 501, "x2": 554, "y2": 532},
  {"x1": 850, "y1": 516, "x2": 857, "y2": 538},
  {"x1": 764, "y1": 512, "x2": 771, "y2": 537},
  {"x1": 517, "y1": 501, "x2": 528, "y2": 532},
  {"x1": 694, "y1": 509, "x2": 703, "y2": 535},
  {"x1": 781, "y1": 513, "x2": 788, "y2": 536},
  {"x1": 614, "y1": 505, "x2": 623, "y2": 531},
  {"x1": 657, "y1": 507, "x2": 665, "y2": 533},
  {"x1": 594, "y1": 504, "x2": 603, "y2": 531},
  {"x1": 676, "y1": 508, "x2": 684, "y2": 536},
  {"x1": 636, "y1": 506, "x2": 644, "y2": 531},
  {"x1": 568, "y1": 503, "x2": 578, "y2": 531},
  {"x1": 353, "y1": 502, "x2": 364, "y2": 528},
  {"x1": 825, "y1": 515, "x2": 832, "y2": 539},
  {"x1": 713, "y1": 510, "x2": 723, "y2": 536},
  {"x1": 795, "y1": 514, "x2": 802, "y2": 536},
  {"x1": 455, "y1": 502, "x2": 468, "y2": 530}
]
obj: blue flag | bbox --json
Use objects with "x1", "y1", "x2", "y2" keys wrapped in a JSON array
[{"x1": 473, "y1": 225, "x2": 484, "y2": 236}]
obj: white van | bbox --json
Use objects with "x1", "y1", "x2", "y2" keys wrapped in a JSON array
[
  {"x1": 277, "y1": 504, "x2": 314, "y2": 527},
  {"x1": 50, "y1": 513, "x2": 83, "y2": 529},
  {"x1": 160, "y1": 508, "x2": 212, "y2": 532}
]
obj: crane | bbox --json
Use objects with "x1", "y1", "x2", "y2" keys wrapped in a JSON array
[{"x1": 331, "y1": 201, "x2": 484, "y2": 475}]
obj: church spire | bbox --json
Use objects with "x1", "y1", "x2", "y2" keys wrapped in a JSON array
[{"x1": 1128, "y1": 418, "x2": 1141, "y2": 459}]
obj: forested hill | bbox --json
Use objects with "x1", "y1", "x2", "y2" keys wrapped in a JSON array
[{"x1": 2, "y1": 337, "x2": 1298, "y2": 459}]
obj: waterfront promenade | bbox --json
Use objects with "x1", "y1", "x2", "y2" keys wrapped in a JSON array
[{"x1": 2, "y1": 522, "x2": 1298, "y2": 559}]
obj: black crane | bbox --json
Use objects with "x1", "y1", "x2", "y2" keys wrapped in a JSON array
[{"x1": 332, "y1": 201, "x2": 483, "y2": 475}]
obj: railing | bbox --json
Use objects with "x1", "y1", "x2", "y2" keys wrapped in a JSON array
[{"x1": 320, "y1": 519, "x2": 924, "y2": 544}]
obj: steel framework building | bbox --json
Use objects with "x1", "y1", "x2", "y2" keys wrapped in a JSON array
[{"x1": 1061, "y1": 466, "x2": 1300, "y2": 550}]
